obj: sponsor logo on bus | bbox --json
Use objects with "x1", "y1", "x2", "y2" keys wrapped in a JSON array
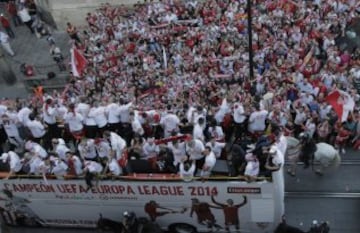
[{"x1": 227, "y1": 187, "x2": 261, "y2": 194}]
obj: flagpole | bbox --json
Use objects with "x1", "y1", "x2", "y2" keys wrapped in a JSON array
[{"x1": 247, "y1": 0, "x2": 254, "y2": 80}]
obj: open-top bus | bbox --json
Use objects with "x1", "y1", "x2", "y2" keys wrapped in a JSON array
[{"x1": 0, "y1": 171, "x2": 284, "y2": 233}]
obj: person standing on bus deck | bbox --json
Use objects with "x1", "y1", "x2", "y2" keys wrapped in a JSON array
[
  {"x1": 265, "y1": 144, "x2": 285, "y2": 220},
  {"x1": 0, "y1": 151, "x2": 22, "y2": 179},
  {"x1": 211, "y1": 195, "x2": 247, "y2": 232},
  {"x1": 66, "y1": 22, "x2": 81, "y2": 44},
  {"x1": 84, "y1": 160, "x2": 103, "y2": 191},
  {"x1": 103, "y1": 130, "x2": 127, "y2": 160},
  {"x1": 179, "y1": 159, "x2": 195, "y2": 182},
  {"x1": 185, "y1": 138, "x2": 205, "y2": 173},
  {"x1": 200, "y1": 146, "x2": 216, "y2": 178}
]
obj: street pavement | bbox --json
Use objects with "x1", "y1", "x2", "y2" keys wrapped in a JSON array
[{"x1": 0, "y1": 11, "x2": 70, "y2": 99}]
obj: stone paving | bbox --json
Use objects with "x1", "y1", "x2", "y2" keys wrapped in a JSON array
[{"x1": 0, "y1": 7, "x2": 70, "y2": 99}]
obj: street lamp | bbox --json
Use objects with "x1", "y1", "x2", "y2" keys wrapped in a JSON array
[{"x1": 247, "y1": 0, "x2": 254, "y2": 80}]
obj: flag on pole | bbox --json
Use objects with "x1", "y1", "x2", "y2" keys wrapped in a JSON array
[
  {"x1": 71, "y1": 48, "x2": 87, "y2": 77},
  {"x1": 325, "y1": 90, "x2": 355, "y2": 122}
]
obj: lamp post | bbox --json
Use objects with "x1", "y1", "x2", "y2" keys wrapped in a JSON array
[{"x1": 247, "y1": 0, "x2": 254, "y2": 80}]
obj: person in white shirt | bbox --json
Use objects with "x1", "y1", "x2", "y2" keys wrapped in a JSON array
[
  {"x1": 244, "y1": 152, "x2": 259, "y2": 182},
  {"x1": 51, "y1": 138, "x2": 70, "y2": 160},
  {"x1": 205, "y1": 137, "x2": 225, "y2": 159},
  {"x1": 2, "y1": 114, "x2": 23, "y2": 150},
  {"x1": 185, "y1": 139, "x2": 205, "y2": 171},
  {"x1": 303, "y1": 117, "x2": 316, "y2": 139},
  {"x1": 103, "y1": 154, "x2": 122, "y2": 176},
  {"x1": 0, "y1": 31, "x2": 14, "y2": 56},
  {"x1": 179, "y1": 159, "x2": 196, "y2": 182},
  {"x1": 64, "y1": 104, "x2": 84, "y2": 134},
  {"x1": 206, "y1": 120, "x2": 225, "y2": 142},
  {"x1": 88, "y1": 101, "x2": 108, "y2": 135},
  {"x1": 293, "y1": 105, "x2": 307, "y2": 136},
  {"x1": 78, "y1": 138, "x2": 98, "y2": 161},
  {"x1": 105, "y1": 99, "x2": 121, "y2": 133},
  {"x1": 17, "y1": 105, "x2": 32, "y2": 126},
  {"x1": 50, "y1": 157, "x2": 69, "y2": 177},
  {"x1": 17, "y1": 5, "x2": 34, "y2": 33},
  {"x1": 130, "y1": 112, "x2": 144, "y2": 136},
  {"x1": 94, "y1": 138, "x2": 111, "y2": 160},
  {"x1": 25, "y1": 140, "x2": 48, "y2": 159},
  {"x1": 167, "y1": 139, "x2": 186, "y2": 167},
  {"x1": 103, "y1": 131, "x2": 127, "y2": 160},
  {"x1": 200, "y1": 146, "x2": 216, "y2": 178},
  {"x1": 43, "y1": 98, "x2": 60, "y2": 140},
  {"x1": 17, "y1": 105, "x2": 32, "y2": 139},
  {"x1": 192, "y1": 117, "x2": 205, "y2": 142},
  {"x1": 118, "y1": 100, "x2": 133, "y2": 144},
  {"x1": 142, "y1": 137, "x2": 160, "y2": 159},
  {"x1": 26, "y1": 114, "x2": 46, "y2": 143},
  {"x1": 232, "y1": 100, "x2": 247, "y2": 138},
  {"x1": 0, "y1": 151, "x2": 22, "y2": 179},
  {"x1": 66, "y1": 152, "x2": 83, "y2": 176},
  {"x1": 160, "y1": 108, "x2": 180, "y2": 138},
  {"x1": 83, "y1": 160, "x2": 103, "y2": 191},
  {"x1": 248, "y1": 105, "x2": 268, "y2": 134},
  {"x1": 76, "y1": 100, "x2": 97, "y2": 138}
]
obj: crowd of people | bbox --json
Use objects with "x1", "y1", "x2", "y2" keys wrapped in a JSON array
[{"x1": 1, "y1": 0, "x2": 360, "y2": 185}]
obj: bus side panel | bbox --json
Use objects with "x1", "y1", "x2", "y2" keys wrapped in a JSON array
[{"x1": 0, "y1": 179, "x2": 282, "y2": 232}]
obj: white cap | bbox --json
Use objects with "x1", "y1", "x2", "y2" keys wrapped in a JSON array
[
  {"x1": 0, "y1": 153, "x2": 8, "y2": 163},
  {"x1": 312, "y1": 220, "x2": 318, "y2": 225}
]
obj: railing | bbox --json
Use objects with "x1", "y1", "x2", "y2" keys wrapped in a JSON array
[{"x1": 0, "y1": 172, "x2": 271, "y2": 182}]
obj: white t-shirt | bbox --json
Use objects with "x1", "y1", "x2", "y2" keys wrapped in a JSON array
[
  {"x1": 248, "y1": 110, "x2": 268, "y2": 132},
  {"x1": 26, "y1": 120, "x2": 46, "y2": 138},
  {"x1": 179, "y1": 162, "x2": 196, "y2": 182},
  {"x1": 160, "y1": 113, "x2": 180, "y2": 132},
  {"x1": 95, "y1": 140, "x2": 111, "y2": 159},
  {"x1": 167, "y1": 141, "x2": 186, "y2": 166},
  {"x1": 193, "y1": 123, "x2": 205, "y2": 142},
  {"x1": 43, "y1": 106, "x2": 57, "y2": 124},
  {"x1": 17, "y1": 107, "x2": 31, "y2": 125},
  {"x1": 108, "y1": 158, "x2": 122, "y2": 176},
  {"x1": 7, "y1": 151, "x2": 22, "y2": 172},
  {"x1": 142, "y1": 142, "x2": 160, "y2": 158},
  {"x1": 205, "y1": 141, "x2": 225, "y2": 158},
  {"x1": 233, "y1": 103, "x2": 246, "y2": 123},
  {"x1": 85, "y1": 160, "x2": 103, "y2": 173},
  {"x1": 109, "y1": 132, "x2": 127, "y2": 160},
  {"x1": 201, "y1": 151, "x2": 216, "y2": 177},
  {"x1": 106, "y1": 103, "x2": 120, "y2": 124},
  {"x1": 27, "y1": 142, "x2": 48, "y2": 159},
  {"x1": 78, "y1": 139, "x2": 97, "y2": 160},
  {"x1": 186, "y1": 139, "x2": 205, "y2": 160},
  {"x1": 51, "y1": 159, "x2": 69, "y2": 176},
  {"x1": 64, "y1": 112, "x2": 84, "y2": 132},
  {"x1": 54, "y1": 139, "x2": 70, "y2": 160},
  {"x1": 89, "y1": 106, "x2": 107, "y2": 128}
]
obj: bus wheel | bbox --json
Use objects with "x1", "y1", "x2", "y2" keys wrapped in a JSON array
[{"x1": 168, "y1": 223, "x2": 197, "y2": 233}]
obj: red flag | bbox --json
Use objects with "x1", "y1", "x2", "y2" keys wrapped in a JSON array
[
  {"x1": 325, "y1": 91, "x2": 343, "y2": 121},
  {"x1": 326, "y1": 90, "x2": 355, "y2": 122},
  {"x1": 71, "y1": 48, "x2": 87, "y2": 77}
]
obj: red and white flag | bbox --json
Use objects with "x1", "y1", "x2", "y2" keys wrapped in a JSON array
[
  {"x1": 70, "y1": 48, "x2": 87, "y2": 77},
  {"x1": 326, "y1": 90, "x2": 355, "y2": 122}
]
